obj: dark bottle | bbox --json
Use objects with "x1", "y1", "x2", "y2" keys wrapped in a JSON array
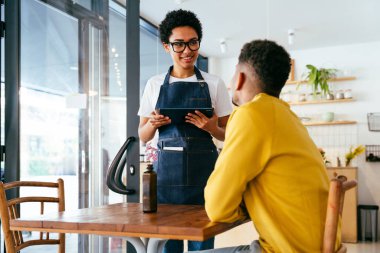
[{"x1": 143, "y1": 164, "x2": 157, "y2": 213}]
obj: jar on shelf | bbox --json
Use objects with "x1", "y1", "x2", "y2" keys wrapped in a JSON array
[
  {"x1": 335, "y1": 90, "x2": 345, "y2": 99},
  {"x1": 344, "y1": 89, "x2": 352, "y2": 99}
]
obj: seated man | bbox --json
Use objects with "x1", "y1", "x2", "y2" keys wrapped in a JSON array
[{"x1": 193, "y1": 40, "x2": 335, "y2": 253}]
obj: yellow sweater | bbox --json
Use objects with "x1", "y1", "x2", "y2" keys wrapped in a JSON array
[{"x1": 205, "y1": 93, "x2": 336, "y2": 253}]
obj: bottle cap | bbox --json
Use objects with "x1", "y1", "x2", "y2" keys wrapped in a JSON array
[{"x1": 146, "y1": 164, "x2": 153, "y2": 172}]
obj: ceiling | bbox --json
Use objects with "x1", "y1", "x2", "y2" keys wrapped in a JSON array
[{"x1": 138, "y1": 0, "x2": 380, "y2": 58}]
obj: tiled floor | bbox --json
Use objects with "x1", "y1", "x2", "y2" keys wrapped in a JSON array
[
  {"x1": 16, "y1": 241, "x2": 380, "y2": 253},
  {"x1": 346, "y1": 241, "x2": 380, "y2": 253},
  {"x1": 2, "y1": 231, "x2": 380, "y2": 252}
]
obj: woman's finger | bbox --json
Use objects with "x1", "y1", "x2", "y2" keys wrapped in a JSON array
[{"x1": 194, "y1": 110, "x2": 207, "y2": 120}]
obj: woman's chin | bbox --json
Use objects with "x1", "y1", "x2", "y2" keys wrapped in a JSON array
[{"x1": 179, "y1": 61, "x2": 196, "y2": 69}]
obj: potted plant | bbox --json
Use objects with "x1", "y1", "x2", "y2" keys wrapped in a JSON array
[
  {"x1": 300, "y1": 64, "x2": 338, "y2": 98},
  {"x1": 345, "y1": 145, "x2": 365, "y2": 166}
]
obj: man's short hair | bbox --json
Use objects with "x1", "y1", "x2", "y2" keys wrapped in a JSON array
[
  {"x1": 238, "y1": 40, "x2": 291, "y2": 97},
  {"x1": 159, "y1": 9, "x2": 203, "y2": 44}
]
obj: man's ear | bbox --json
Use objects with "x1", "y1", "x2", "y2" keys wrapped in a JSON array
[{"x1": 235, "y1": 72, "x2": 246, "y2": 91}]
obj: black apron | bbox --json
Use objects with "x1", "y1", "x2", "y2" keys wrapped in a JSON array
[{"x1": 154, "y1": 66, "x2": 218, "y2": 205}]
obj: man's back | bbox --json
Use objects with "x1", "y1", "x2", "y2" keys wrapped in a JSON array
[{"x1": 205, "y1": 93, "x2": 333, "y2": 252}]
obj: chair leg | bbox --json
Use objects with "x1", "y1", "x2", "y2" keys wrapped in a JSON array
[
  {"x1": 371, "y1": 210, "x2": 377, "y2": 242},
  {"x1": 59, "y1": 233, "x2": 66, "y2": 253},
  {"x1": 361, "y1": 209, "x2": 366, "y2": 240}
]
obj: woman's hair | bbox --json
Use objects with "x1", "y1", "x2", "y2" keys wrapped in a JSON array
[
  {"x1": 238, "y1": 40, "x2": 291, "y2": 97},
  {"x1": 159, "y1": 9, "x2": 202, "y2": 44}
]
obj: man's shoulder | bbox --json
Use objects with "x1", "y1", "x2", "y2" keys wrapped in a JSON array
[
  {"x1": 231, "y1": 97, "x2": 276, "y2": 124},
  {"x1": 240, "y1": 97, "x2": 270, "y2": 112},
  {"x1": 243, "y1": 94, "x2": 286, "y2": 112},
  {"x1": 230, "y1": 105, "x2": 260, "y2": 124}
]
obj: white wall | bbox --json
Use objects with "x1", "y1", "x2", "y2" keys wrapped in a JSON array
[{"x1": 209, "y1": 41, "x2": 380, "y2": 243}]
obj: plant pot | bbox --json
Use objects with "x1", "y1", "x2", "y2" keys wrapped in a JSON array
[
  {"x1": 307, "y1": 93, "x2": 321, "y2": 101},
  {"x1": 325, "y1": 93, "x2": 335, "y2": 100},
  {"x1": 322, "y1": 112, "x2": 334, "y2": 122}
]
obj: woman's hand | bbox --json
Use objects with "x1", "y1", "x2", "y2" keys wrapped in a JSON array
[
  {"x1": 185, "y1": 110, "x2": 218, "y2": 134},
  {"x1": 148, "y1": 110, "x2": 171, "y2": 129},
  {"x1": 138, "y1": 111, "x2": 172, "y2": 143}
]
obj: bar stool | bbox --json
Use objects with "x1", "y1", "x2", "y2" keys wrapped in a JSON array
[{"x1": 357, "y1": 205, "x2": 378, "y2": 242}]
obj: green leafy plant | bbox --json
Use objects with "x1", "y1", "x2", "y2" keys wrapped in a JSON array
[
  {"x1": 301, "y1": 64, "x2": 338, "y2": 97},
  {"x1": 345, "y1": 145, "x2": 365, "y2": 166}
]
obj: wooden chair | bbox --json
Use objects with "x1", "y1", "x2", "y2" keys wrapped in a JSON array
[
  {"x1": 0, "y1": 179, "x2": 65, "y2": 253},
  {"x1": 323, "y1": 174, "x2": 357, "y2": 253}
]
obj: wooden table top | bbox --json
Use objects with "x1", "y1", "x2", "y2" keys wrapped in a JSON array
[{"x1": 10, "y1": 203, "x2": 249, "y2": 241}]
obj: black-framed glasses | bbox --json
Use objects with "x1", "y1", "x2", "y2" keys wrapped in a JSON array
[{"x1": 168, "y1": 39, "x2": 200, "y2": 53}]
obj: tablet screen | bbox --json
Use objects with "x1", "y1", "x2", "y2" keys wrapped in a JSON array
[{"x1": 158, "y1": 108, "x2": 214, "y2": 124}]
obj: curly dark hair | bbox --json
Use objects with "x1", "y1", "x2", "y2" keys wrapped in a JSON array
[
  {"x1": 238, "y1": 40, "x2": 291, "y2": 97},
  {"x1": 159, "y1": 9, "x2": 203, "y2": 44}
]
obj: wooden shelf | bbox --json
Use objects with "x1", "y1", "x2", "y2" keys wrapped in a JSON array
[
  {"x1": 303, "y1": 120, "x2": 357, "y2": 126},
  {"x1": 289, "y1": 98, "x2": 355, "y2": 105},
  {"x1": 326, "y1": 166, "x2": 357, "y2": 170},
  {"x1": 286, "y1": 76, "x2": 356, "y2": 85}
]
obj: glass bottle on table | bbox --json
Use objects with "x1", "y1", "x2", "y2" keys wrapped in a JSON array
[{"x1": 143, "y1": 164, "x2": 157, "y2": 213}]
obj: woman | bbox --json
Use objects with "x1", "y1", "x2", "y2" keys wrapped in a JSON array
[{"x1": 138, "y1": 9, "x2": 232, "y2": 252}]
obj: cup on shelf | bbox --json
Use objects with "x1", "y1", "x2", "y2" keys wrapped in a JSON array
[
  {"x1": 335, "y1": 90, "x2": 345, "y2": 99},
  {"x1": 344, "y1": 89, "x2": 352, "y2": 99},
  {"x1": 322, "y1": 112, "x2": 335, "y2": 122}
]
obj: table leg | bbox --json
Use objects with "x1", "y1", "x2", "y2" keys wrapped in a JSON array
[
  {"x1": 147, "y1": 238, "x2": 168, "y2": 253},
  {"x1": 121, "y1": 237, "x2": 167, "y2": 253},
  {"x1": 157, "y1": 239, "x2": 168, "y2": 253},
  {"x1": 124, "y1": 237, "x2": 147, "y2": 253}
]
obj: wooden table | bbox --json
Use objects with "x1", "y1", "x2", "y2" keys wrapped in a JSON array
[{"x1": 10, "y1": 203, "x2": 249, "y2": 253}]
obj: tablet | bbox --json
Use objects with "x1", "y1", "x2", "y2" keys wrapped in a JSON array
[{"x1": 158, "y1": 108, "x2": 214, "y2": 124}]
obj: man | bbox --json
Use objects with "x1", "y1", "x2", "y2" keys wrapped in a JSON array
[{"x1": 194, "y1": 40, "x2": 335, "y2": 253}]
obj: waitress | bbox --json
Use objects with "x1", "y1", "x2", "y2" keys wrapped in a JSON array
[{"x1": 138, "y1": 9, "x2": 232, "y2": 253}]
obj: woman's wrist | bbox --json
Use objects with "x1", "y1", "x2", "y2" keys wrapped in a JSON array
[{"x1": 208, "y1": 126, "x2": 224, "y2": 141}]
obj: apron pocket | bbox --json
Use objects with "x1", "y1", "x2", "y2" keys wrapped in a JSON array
[
  {"x1": 157, "y1": 149, "x2": 186, "y2": 186},
  {"x1": 187, "y1": 149, "x2": 217, "y2": 186}
]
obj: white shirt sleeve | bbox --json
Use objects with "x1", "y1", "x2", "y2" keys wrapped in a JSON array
[
  {"x1": 138, "y1": 79, "x2": 155, "y2": 117},
  {"x1": 214, "y1": 78, "x2": 233, "y2": 117}
]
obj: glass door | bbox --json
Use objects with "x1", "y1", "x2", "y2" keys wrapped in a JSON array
[
  {"x1": 19, "y1": 1, "x2": 82, "y2": 251},
  {"x1": 4, "y1": 0, "x2": 142, "y2": 252},
  {"x1": 20, "y1": 0, "x2": 80, "y2": 205},
  {"x1": 18, "y1": 0, "x2": 126, "y2": 252}
]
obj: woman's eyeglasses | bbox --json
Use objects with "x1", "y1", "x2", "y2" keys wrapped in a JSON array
[{"x1": 168, "y1": 39, "x2": 200, "y2": 53}]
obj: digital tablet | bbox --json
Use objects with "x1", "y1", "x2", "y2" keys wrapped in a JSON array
[{"x1": 158, "y1": 108, "x2": 214, "y2": 124}]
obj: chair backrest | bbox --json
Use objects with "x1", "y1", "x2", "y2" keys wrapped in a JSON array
[
  {"x1": 323, "y1": 174, "x2": 357, "y2": 253},
  {"x1": 0, "y1": 179, "x2": 65, "y2": 253}
]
